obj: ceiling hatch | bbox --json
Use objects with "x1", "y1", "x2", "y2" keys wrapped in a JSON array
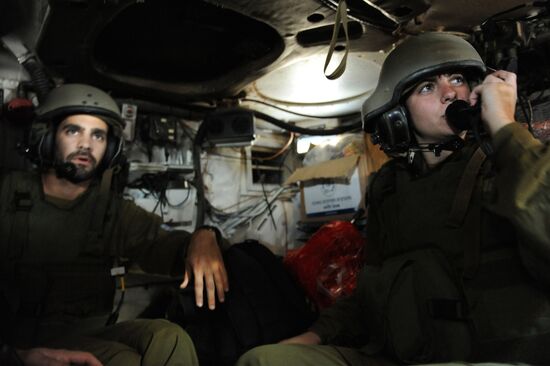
[{"x1": 37, "y1": 0, "x2": 284, "y2": 100}]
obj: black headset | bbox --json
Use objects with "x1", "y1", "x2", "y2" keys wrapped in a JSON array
[
  {"x1": 369, "y1": 105, "x2": 412, "y2": 155},
  {"x1": 369, "y1": 105, "x2": 465, "y2": 157}
]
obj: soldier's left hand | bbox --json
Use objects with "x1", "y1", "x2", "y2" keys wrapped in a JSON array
[{"x1": 180, "y1": 228, "x2": 229, "y2": 310}]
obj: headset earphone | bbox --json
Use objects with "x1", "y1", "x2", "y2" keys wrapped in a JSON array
[
  {"x1": 369, "y1": 105, "x2": 412, "y2": 155},
  {"x1": 368, "y1": 104, "x2": 466, "y2": 157}
]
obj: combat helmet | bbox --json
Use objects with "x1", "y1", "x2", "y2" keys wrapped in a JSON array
[{"x1": 30, "y1": 83, "x2": 125, "y2": 171}]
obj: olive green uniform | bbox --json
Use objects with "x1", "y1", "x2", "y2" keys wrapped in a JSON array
[
  {"x1": 0, "y1": 171, "x2": 198, "y2": 366},
  {"x1": 238, "y1": 123, "x2": 550, "y2": 366}
]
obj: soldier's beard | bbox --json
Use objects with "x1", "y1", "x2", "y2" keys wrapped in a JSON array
[{"x1": 54, "y1": 148, "x2": 99, "y2": 183}]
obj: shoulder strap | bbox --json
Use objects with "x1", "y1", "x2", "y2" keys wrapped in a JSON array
[
  {"x1": 446, "y1": 147, "x2": 487, "y2": 279},
  {"x1": 447, "y1": 147, "x2": 487, "y2": 228},
  {"x1": 83, "y1": 168, "x2": 115, "y2": 256}
]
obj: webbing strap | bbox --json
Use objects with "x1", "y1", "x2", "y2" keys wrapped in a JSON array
[
  {"x1": 84, "y1": 168, "x2": 114, "y2": 256},
  {"x1": 324, "y1": 0, "x2": 350, "y2": 80},
  {"x1": 462, "y1": 195, "x2": 482, "y2": 280},
  {"x1": 447, "y1": 147, "x2": 486, "y2": 228},
  {"x1": 445, "y1": 147, "x2": 486, "y2": 279}
]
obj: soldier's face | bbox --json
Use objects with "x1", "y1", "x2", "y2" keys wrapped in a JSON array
[
  {"x1": 405, "y1": 73, "x2": 470, "y2": 143},
  {"x1": 55, "y1": 115, "x2": 109, "y2": 181}
]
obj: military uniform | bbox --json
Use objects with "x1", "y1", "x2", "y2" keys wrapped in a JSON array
[
  {"x1": 238, "y1": 123, "x2": 550, "y2": 366},
  {"x1": 0, "y1": 170, "x2": 198, "y2": 366}
]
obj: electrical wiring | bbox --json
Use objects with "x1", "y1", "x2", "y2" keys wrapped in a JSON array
[
  {"x1": 165, "y1": 186, "x2": 192, "y2": 208},
  {"x1": 519, "y1": 93, "x2": 535, "y2": 134},
  {"x1": 206, "y1": 186, "x2": 291, "y2": 235},
  {"x1": 189, "y1": 100, "x2": 364, "y2": 228},
  {"x1": 253, "y1": 133, "x2": 295, "y2": 161},
  {"x1": 258, "y1": 170, "x2": 277, "y2": 230},
  {"x1": 152, "y1": 197, "x2": 165, "y2": 220},
  {"x1": 207, "y1": 193, "x2": 260, "y2": 212},
  {"x1": 241, "y1": 98, "x2": 362, "y2": 120},
  {"x1": 480, "y1": 2, "x2": 547, "y2": 27},
  {"x1": 207, "y1": 186, "x2": 297, "y2": 217},
  {"x1": 116, "y1": 98, "x2": 213, "y2": 120},
  {"x1": 250, "y1": 108, "x2": 362, "y2": 135},
  {"x1": 127, "y1": 172, "x2": 192, "y2": 220}
]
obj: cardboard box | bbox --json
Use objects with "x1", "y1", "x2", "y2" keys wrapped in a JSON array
[{"x1": 285, "y1": 154, "x2": 368, "y2": 223}]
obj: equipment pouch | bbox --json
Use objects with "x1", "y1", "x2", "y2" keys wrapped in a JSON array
[{"x1": 359, "y1": 247, "x2": 472, "y2": 363}]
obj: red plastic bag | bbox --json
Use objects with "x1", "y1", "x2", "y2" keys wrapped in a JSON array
[{"x1": 284, "y1": 221, "x2": 365, "y2": 309}]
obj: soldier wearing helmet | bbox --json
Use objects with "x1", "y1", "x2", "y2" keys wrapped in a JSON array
[
  {"x1": 32, "y1": 83, "x2": 126, "y2": 183},
  {"x1": 237, "y1": 33, "x2": 550, "y2": 366},
  {"x1": 362, "y1": 33, "x2": 487, "y2": 157},
  {"x1": 0, "y1": 84, "x2": 229, "y2": 366}
]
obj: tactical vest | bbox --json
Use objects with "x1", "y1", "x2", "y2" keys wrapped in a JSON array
[
  {"x1": 362, "y1": 143, "x2": 550, "y2": 364},
  {"x1": 0, "y1": 171, "x2": 120, "y2": 348}
]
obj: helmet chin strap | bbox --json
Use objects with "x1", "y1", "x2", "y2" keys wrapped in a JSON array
[
  {"x1": 54, "y1": 162, "x2": 76, "y2": 179},
  {"x1": 410, "y1": 136, "x2": 465, "y2": 157},
  {"x1": 54, "y1": 161, "x2": 97, "y2": 184}
]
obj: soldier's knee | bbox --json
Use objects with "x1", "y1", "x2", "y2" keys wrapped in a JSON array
[
  {"x1": 136, "y1": 319, "x2": 181, "y2": 339},
  {"x1": 139, "y1": 319, "x2": 197, "y2": 366},
  {"x1": 144, "y1": 319, "x2": 192, "y2": 346},
  {"x1": 237, "y1": 345, "x2": 284, "y2": 366}
]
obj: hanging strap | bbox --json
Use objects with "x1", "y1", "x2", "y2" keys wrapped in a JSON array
[
  {"x1": 90, "y1": 168, "x2": 128, "y2": 326},
  {"x1": 324, "y1": 0, "x2": 350, "y2": 80}
]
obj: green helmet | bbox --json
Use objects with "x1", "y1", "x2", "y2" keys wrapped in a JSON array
[
  {"x1": 362, "y1": 32, "x2": 486, "y2": 134},
  {"x1": 36, "y1": 83, "x2": 124, "y2": 132}
]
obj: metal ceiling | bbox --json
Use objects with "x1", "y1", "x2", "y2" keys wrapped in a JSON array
[{"x1": 1, "y1": 0, "x2": 547, "y2": 119}]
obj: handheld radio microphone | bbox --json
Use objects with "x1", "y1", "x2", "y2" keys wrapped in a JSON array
[
  {"x1": 445, "y1": 100, "x2": 481, "y2": 131},
  {"x1": 446, "y1": 99, "x2": 494, "y2": 157}
]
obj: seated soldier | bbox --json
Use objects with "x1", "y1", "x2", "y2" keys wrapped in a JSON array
[
  {"x1": 237, "y1": 33, "x2": 550, "y2": 366},
  {"x1": 0, "y1": 84, "x2": 229, "y2": 366}
]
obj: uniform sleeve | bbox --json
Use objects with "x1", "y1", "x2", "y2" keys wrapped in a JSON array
[
  {"x1": 109, "y1": 199, "x2": 192, "y2": 276},
  {"x1": 491, "y1": 123, "x2": 550, "y2": 281}
]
